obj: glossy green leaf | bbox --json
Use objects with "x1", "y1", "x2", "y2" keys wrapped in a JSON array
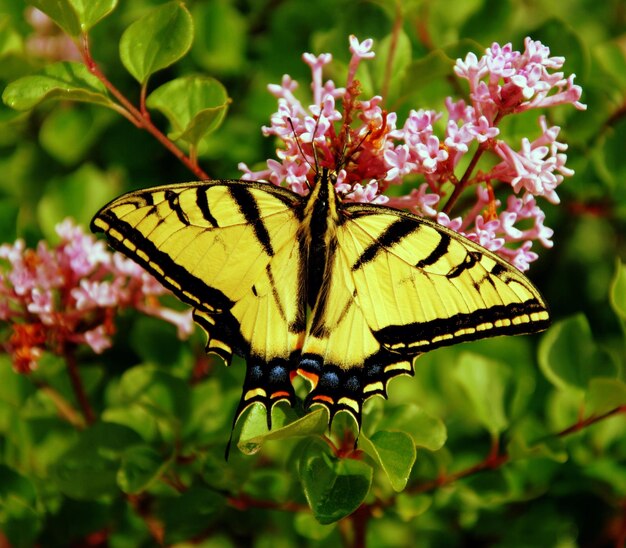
[
  {"x1": 609, "y1": 260, "x2": 626, "y2": 321},
  {"x1": 117, "y1": 445, "x2": 168, "y2": 494},
  {"x1": 360, "y1": 430, "x2": 416, "y2": 492},
  {"x1": 453, "y1": 352, "x2": 510, "y2": 436},
  {"x1": 237, "y1": 405, "x2": 328, "y2": 455},
  {"x1": 119, "y1": 1, "x2": 193, "y2": 84},
  {"x1": 299, "y1": 440, "x2": 372, "y2": 524},
  {"x1": 538, "y1": 314, "x2": 618, "y2": 393},
  {"x1": 381, "y1": 403, "x2": 447, "y2": 451},
  {"x1": 2, "y1": 61, "x2": 113, "y2": 111},
  {"x1": 29, "y1": 0, "x2": 118, "y2": 36},
  {"x1": 147, "y1": 75, "x2": 230, "y2": 147}
]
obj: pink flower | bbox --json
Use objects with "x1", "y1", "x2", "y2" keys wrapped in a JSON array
[
  {"x1": 0, "y1": 220, "x2": 194, "y2": 374},
  {"x1": 244, "y1": 35, "x2": 583, "y2": 271}
]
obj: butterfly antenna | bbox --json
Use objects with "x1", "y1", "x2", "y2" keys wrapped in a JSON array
[{"x1": 288, "y1": 117, "x2": 317, "y2": 190}]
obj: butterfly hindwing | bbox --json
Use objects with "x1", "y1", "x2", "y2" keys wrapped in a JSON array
[
  {"x1": 297, "y1": 203, "x2": 550, "y2": 423},
  {"x1": 91, "y1": 180, "x2": 307, "y2": 424}
]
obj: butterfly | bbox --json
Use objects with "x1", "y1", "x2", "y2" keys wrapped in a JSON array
[{"x1": 91, "y1": 168, "x2": 550, "y2": 434}]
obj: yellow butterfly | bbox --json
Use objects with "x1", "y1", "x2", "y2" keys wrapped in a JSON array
[{"x1": 91, "y1": 168, "x2": 549, "y2": 431}]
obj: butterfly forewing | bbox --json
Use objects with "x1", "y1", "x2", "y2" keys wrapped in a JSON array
[{"x1": 91, "y1": 180, "x2": 307, "y2": 423}]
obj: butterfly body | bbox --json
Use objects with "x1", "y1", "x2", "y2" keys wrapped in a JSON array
[{"x1": 91, "y1": 170, "x2": 549, "y2": 430}]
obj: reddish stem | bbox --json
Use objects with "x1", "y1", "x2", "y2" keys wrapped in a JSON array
[
  {"x1": 556, "y1": 405, "x2": 626, "y2": 437},
  {"x1": 65, "y1": 344, "x2": 96, "y2": 426},
  {"x1": 79, "y1": 33, "x2": 209, "y2": 181}
]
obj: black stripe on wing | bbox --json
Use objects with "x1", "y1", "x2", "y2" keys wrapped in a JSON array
[
  {"x1": 93, "y1": 209, "x2": 234, "y2": 313},
  {"x1": 351, "y1": 217, "x2": 418, "y2": 271},
  {"x1": 375, "y1": 300, "x2": 550, "y2": 353},
  {"x1": 230, "y1": 185, "x2": 274, "y2": 256}
]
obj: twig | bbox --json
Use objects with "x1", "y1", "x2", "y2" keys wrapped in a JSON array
[
  {"x1": 442, "y1": 113, "x2": 503, "y2": 215},
  {"x1": 79, "y1": 33, "x2": 210, "y2": 181},
  {"x1": 64, "y1": 344, "x2": 96, "y2": 426},
  {"x1": 33, "y1": 380, "x2": 85, "y2": 428}
]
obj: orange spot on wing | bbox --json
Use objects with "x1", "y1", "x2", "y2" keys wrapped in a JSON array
[
  {"x1": 270, "y1": 391, "x2": 291, "y2": 399},
  {"x1": 312, "y1": 394, "x2": 334, "y2": 405}
]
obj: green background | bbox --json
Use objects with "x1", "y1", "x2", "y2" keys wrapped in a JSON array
[{"x1": 1, "y1": 0, "x2": 625, "y2": 546}]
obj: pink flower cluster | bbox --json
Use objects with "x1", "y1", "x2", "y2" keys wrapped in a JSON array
[
  {"x1": 0, "y1": 220, "x2": 193, "y2": 373},
  {"x1": 240, "y1": 36, "x2": 585, "y2": 271}
]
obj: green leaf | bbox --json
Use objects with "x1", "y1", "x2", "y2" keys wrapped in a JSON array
[
  {"x1": 609, "y1": 260, "x2": 626, "y2": 321},
  {"x1": 381, "y1": 404, "x2": 447, "y2": 451},
  {"x1": 117, "y1": 445, "x2": 169, "y2": 494},
  {"x1": 299, "y1": 440, "x2": 373, "y2": 524},
  {"x1": 51, "y1": 422, "x2": 142, "y2": 499},
  {"x1": 29, "y1": 0, "x2": 118, "y2": 36},
  {"x1": 147, "y1": 75, "x2": 230, "y2": 148},
  {"x1": 538, "y1": 314, "x2": 618, "y2": 393},
  {"x1": 118, "y1": 365, "x2": 190, "y2": 424},
  {"x1": 156, "y1": 487, "x2": 224, "y2": 544},
  {"x1": 453, "y1": 352, "x2": 510, "y2": 436},
  {"x1": 2, "y1": 61, "x2": 113, "y2": 111},
  {"x1": 586, "y1": 378, "x2": 626, "y2": 415},
  {"x1": 507, "y1": 418, "x2": 568, "y2": 463},
  {"x1": 360, "y1": 430, "x2": 416, "y2": 492},
  {"x1": 119, "y1": 1, "x2": 193, "y2": 84},
  {"x1": 237, "y1": 405, "x2": 328, "y2": 455}
]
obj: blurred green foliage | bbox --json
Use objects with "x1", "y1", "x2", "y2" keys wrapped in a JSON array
[{"x1": 1, "y1": 0, "x2": 625, "y2": 546}]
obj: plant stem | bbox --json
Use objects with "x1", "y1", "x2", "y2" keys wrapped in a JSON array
[
  {"x1": 79, "y1": 33, "x2": 210, "y2": 181},
  {"x1": 34, "y1": 380, "x2": 85, "y2": 428},
  {"x1": 381, "y1": 4, "x2": 403, "y2": 102},
  {"x1": 442, "y1": 112, "x2": 504, "y2": 215},
  {"x1": 556, "y1": 405, "x2": 626, "y2": 437},
  {"x1": 65, "y1": 344, "x2": 96, "y2": 426}
]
